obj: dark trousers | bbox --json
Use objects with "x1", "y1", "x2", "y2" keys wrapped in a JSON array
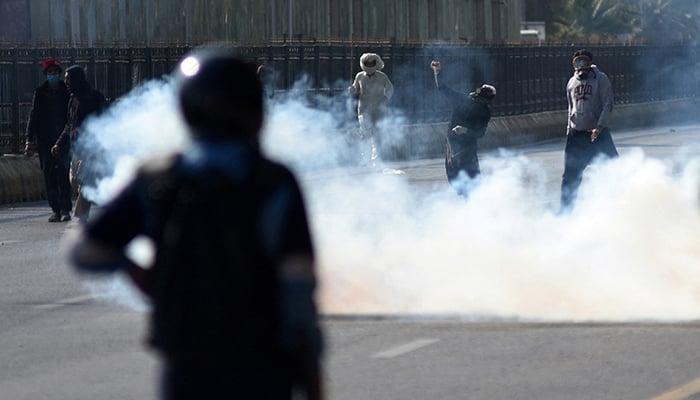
[
  {"x1": 161, "y1": 355, "x2": 293, "y2": 400},
  {"x1": 445, "y1": 145, "x2": 480, "y2": 197},
  {"x1": 560, "y1": 128, "x2": 618, "y2": 211},
  {"x1": 40, "y1": 152, "x2": 72, "y2": 213}
]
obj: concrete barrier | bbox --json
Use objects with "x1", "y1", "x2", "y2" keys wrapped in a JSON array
[
  {"x1": 0, "y1": 155, "x2": 46, "y2": 205},
  {"x1": 1, "y1": 98, "x2": 697, "y2": 205}
]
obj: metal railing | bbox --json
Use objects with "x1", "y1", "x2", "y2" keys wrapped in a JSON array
[{"x1": 1, "y1": 43, "x2": 698, "y2": 153}]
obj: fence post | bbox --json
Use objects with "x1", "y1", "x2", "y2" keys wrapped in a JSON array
[
  {"x1": 314, "y1": 44, "x2": 320, "y2": 89},
  {"x1": 11, "y1": 48, "x2": 21, "y2": 153},
  {"x1": 146, "y1": 47, "x2": 153, "y2": 81}
]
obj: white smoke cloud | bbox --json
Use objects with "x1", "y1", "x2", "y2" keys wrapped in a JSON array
[
  {"x1": 73, "y1": 76, "x2": 700, "y2": 322},
  {"x1": 75, "y1": 78, "x2": 191, "y2": 204},
  {"x1": 310, "y1": 150, "x2": 700, "y2": 321},
  {"x1": 260, "y1": 90, "x2": 351, "y2": 169}
]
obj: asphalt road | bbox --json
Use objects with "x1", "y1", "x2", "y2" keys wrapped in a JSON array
[{"x1": 1, "y1": 124, "x2": 699, "y2": 399}]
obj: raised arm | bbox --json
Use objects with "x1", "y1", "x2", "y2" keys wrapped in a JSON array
[{"x1": 430, "y1": 60, "x2": 442, "y2": 89}]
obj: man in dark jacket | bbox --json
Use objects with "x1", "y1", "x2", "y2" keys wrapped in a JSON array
[
  {"x1": 431, "y1": 60, "x2": 495, "y2": 197},
  {"x1": 51, "y1": 65, "x2": 106, "y2": 222},
  {"x1": 25, "y1": 58, "x2": 71, "y2": 222},
  {"x1": 70, "y1": 48, "x2": 323, "y2": 400}
]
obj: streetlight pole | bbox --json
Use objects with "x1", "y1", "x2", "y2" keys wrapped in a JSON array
[
  {"x1": 288, "y1": 0, "x2": 293, "y2": 41},
  {"x1": 349, "y1": 0, "x2": 354, "y2": 79},
  {"x1": 271, "y1": 0, "x2": 276, "y2": 39}
]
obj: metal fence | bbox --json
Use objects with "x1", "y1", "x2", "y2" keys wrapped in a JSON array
[{"x1": 1, "y1": 43, "x2": 698, "y2": 153}]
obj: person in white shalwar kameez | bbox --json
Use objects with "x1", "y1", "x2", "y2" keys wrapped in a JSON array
[{"x1": 348, "y1": 53, "x2": 394, "y2": 164}]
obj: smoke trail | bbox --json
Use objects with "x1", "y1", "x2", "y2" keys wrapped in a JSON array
[{"x1": 71, "y1": 74, "x2": 700, "y2": 322}]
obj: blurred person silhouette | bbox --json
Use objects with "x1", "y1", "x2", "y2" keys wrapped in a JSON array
[
  {"x1": 348, "y1": 52, "x2": 394, "y2": 165},
  {"x1": 51, "y1": 65, "x2": 106, "y2": 222},
  {"x1": 24, "y1": 58, "x2": 71, "y2": 222},
  {"x1": 431, "y1": 60, "x2": 495, "y2": 197},
  {"x1": 70, "y1": 47, "x2": 323, "y2": 400},
  {"x1": 560, "y1": 49, "x2": 618, "y2": 212},
  {"x1": 256, "y1": 63, "x2": 276, "y2": 100}
]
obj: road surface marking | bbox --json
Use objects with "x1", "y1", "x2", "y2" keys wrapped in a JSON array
[
  {"x1": 650, "y1": 376, "x2": 700, "y2": 400},
  {"x1": 372, "y1": 339, "x2": 440, "y2": 359},
  {"x1": 34, "y1": 294, "x2": 95, "y2": 310}
]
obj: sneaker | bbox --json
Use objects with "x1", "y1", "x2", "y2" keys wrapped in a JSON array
[
  {"x1": 48, "y1": 212, "x2": 60, "y2": 223},
  {"x1": 60, "y1": 211, "x2": 72, "y2": 222}
]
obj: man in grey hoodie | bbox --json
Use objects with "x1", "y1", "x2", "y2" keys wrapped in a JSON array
[{"x1": 560, "y1": 49, "x2": 619, "y2": 212}]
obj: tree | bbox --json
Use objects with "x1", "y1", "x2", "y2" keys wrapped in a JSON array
[
  {"x1": 549, "y1": 0, "x2": 638, "y2": 42},
  {"x1": 547, "y1": 0, "x2": 700, "y2": 43},
  {"x1": 634, "y1": 0, "x2": 700, "y2": 43}
]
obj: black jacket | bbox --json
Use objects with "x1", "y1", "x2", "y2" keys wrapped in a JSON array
[
  {"x1": 25, "y1": 81, "x2": 69, "y2": 157},
  {"x1": 55, "y1": 68, "x2": 106, "y2": 154},
  {"x1": 440, "y1": 85, "x2": 491, "y2": 152}
]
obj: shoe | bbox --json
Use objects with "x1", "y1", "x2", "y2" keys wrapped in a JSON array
[
  {"x1": 48, "y1": 212, "x2": 60, "y2": 223},
  {"x1": 60, "y1": 211, "x2": 72, "y2": 222}
]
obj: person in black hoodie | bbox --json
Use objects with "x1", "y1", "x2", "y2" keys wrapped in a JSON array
[
  {"x1": 431, "y1": 60, "x2": 496, "y2": 197},
  {"x1": 52, "y1": 65, "x2": 106, "y2": 222},
  {"x1": 25, "y1": 59, "x2": 71, "y2": 222}
]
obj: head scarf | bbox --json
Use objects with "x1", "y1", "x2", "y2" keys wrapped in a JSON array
[
  {"x1": 359, "y1": 53, "x2": 385, "y2": 74},
  {"x1": 470, "y1": 84, "x2": 497, "y2": 101},
  {"x1": 65, "y1": 65, "x2": 89, "y2": 94}
]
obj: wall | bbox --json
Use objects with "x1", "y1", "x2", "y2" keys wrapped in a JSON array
[
  {"x1": 19, "y1": 0, "x2": 522, "y2": 45},
  {"x1": 0, "y1": 0, "x2": 31, "y2": 40}
]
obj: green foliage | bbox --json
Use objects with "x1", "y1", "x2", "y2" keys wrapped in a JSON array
[
  {"x1": 550, "y1": 0, "x2": 638, "y2": 42},
  {"x1": 549, "y1": 0, "x2": 700, "y2": 43},
  {"x1": 635, "y1": 0, "x2": 700, "y2": 43}
]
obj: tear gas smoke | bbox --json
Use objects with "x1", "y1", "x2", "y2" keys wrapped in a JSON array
[
  {"x1": 71, "y1": 75, "x2": 700, "y2": 322},
  {"x1": 82, "y1": 273, "x2": 149, "y2": 311},
  {"x1": 74, "y1": 78, "x2": 191, "y2": 204}
]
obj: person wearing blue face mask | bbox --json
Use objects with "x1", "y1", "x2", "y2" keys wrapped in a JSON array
[{"x1": 24, "y1": 58, "x2": 72, "y2": 222}]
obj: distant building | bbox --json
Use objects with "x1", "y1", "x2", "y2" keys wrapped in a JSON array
[
  {"x1": 2, "y1": 0, "x2": 523, "y2": 46},
  {"x1": 520, "y1": 21, "x2": 546, "y2": 42},
  {"x1": 0, "y1": 0, "x2": 31, "y2": 41},
  {"x1": 520, "y1": 0, "x2": 561, "y2": 42}
]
